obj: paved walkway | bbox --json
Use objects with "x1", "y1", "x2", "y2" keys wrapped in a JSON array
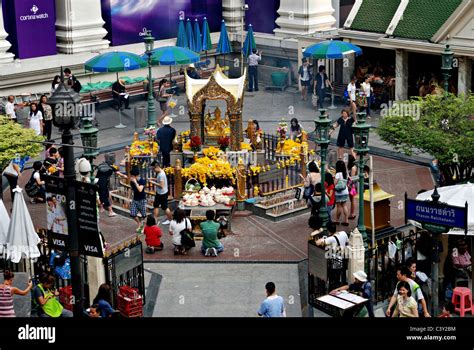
[
  {"x1": 144, "y1": 262, "x2": 302, "y2": 317},
  {"x1": 13, "y1": 87, "x2": 432, "y2": 164}
]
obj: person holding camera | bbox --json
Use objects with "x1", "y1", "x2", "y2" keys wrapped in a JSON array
[{"x1": 248, "y1": 49, "x2": 262, "y2": 92}]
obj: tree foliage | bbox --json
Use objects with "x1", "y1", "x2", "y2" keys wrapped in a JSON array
[
  {"x1": 377, "y1": 93, "x2": 474, "y2": 184},
  {"x1": 0, "y1": 116, "x2": 44, "y2": 171}
]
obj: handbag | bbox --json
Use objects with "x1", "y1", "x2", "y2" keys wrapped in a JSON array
[
  {"x1": 311, "y1": 94, "x2": 318, "y2": 107},
  {"x1": 329, "y1": 235, "x2": 344, "y2": 270},
  {"x1": 335, "y1": 178, "x2": 347, "y2": 192},
  {"x1": 25, "y1": 173, "x2": 40, "y2": 198},
  {"x1": 2, "y1": 162, "x2": 17, "y2": 177},
  {"x1": 180, "y1": 219, "x2": 195, "y2": 248},
  {"x1": 348, "y1": 178, "x2": 357, "y2": 196}
]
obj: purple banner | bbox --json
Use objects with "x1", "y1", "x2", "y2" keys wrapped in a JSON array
[
  {"x1": 2, "y1": 0, "x2": 57, "y2": 59},
  {"x1": 101, "y1": 0, "x2": 222, "y2": 46},
  {"x1": 245, "y1": 0, "x2": 280, "y2": 34}
]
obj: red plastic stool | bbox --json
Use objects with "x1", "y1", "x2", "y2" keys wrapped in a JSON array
[{"x1": 451, "y1": 287, "x2": 473, "y2": 317}]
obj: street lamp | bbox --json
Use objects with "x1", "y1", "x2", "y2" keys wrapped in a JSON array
[
  {"x1": 80, "y1": 117, "x2": 99, "y2": 181},
  {"x1": 49, "y1": 70, "x2": 84, "y2": 317},
  {"x1": 441, "y1": 45, "x2": 454, "y2": 97},
  {"x1": 241, "y1": 3, "x2": 249, "y2": 75},
  {"x1": 315, "y1": 109, "x2": 331, "y2": 230},
  {"x1": 353, "y1": 111, "x2": 371, "y2": 250},
  {"x1": 144, "y1": 30, "x2": 156, "y2": 127}
]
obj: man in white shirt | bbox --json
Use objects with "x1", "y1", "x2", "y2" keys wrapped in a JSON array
[
  {"x1": 316, "y1": 222, "x2": 349, "y2": 288},
  {"x1": 248, "y1": 49, "x2": 262, "y2": 92},
  {"x1": 5, "y1": 95, "x2": 18, "y2": 122},
  {"x1": 347, "y1": 76, "x2": 357, "y2": 121}
]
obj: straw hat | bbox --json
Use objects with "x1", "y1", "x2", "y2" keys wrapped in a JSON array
[
  {"x1": 162, "y1": 116, "x2": 172, "y2": 125},
  {"x1": 189, "y1": 63, "x2": 195, "y2": 69},
  {"x1": 119, "y1": 79, "x2": 126, "y2": 86},
  {"x1": 353, "y1": 270, "x2": 367, "y2": 282}
]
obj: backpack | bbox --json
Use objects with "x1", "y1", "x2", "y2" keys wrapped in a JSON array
[
  {"x1": 343, "y1": 89, "x2": 349, "y2": 104},
  {"x1": 96, "y1": 162, "x2": 114, "y2": 176},
  {"x1": 335, "y1": 178, "x2": 347, "y2": 192}
]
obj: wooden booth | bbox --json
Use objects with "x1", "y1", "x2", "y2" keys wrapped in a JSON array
[{"x1": 360, "y1": 183, "x2": 395, "y2": 231}]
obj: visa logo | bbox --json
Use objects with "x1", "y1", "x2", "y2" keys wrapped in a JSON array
[
  {"x1": 84, "y1": 245, "x2": 98, "y2": 253},
  {"x1": 52, "y1": 239, "x2": 65, "y2": 246}
]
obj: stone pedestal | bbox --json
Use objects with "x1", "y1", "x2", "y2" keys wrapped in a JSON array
[
  {"x1": 347, "y1": 228, "x2": 365, "y2": 280},
  {"x1": 87, "y1": 256, "x2": 106, "y2": 305},
  {"x1": 222, "y1": 0, "x2": 244, "y2": 34},
  {"x1": 55, "y1": 0, "x2": 109, "y2": 54},
  {"x1": 395, "y1": 49, "x2": 408, "y2": 101},
  {"x1": 0, "y1": 3, "x2": 14, "y2": 64},
  {"x1": 458, "y1": 56, "x2": 472, "y2": 95},
  {"x1": 274, "y1": 0, "x2": 336, "y2": 37}
]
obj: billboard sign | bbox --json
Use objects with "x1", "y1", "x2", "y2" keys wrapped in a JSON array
[{"x1": 2, "y1": 0, "x2": 57, "y2": 59}]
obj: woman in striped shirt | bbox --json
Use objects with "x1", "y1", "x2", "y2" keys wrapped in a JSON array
[{"x1": 0, "y1": 270, "x2": 33, "y2": 317}]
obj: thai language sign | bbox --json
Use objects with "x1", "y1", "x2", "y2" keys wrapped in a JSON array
[{"x1": 406, "y1": 198, "x2": 467, "y2": 230}]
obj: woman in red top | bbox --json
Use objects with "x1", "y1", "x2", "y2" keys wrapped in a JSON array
[
  {"x1": 144, "y1": 215, "x2": 163, "y2": 253},
  {"x1": 324, "y1": 172, "x2": 335, "y2": 221}
]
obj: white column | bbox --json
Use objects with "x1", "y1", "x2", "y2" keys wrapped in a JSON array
[
  {"x1": 55, "y1": 0, "x2": 109, "y2": 54},
  {"x1": 274, "y1": 0, "x2": 336, "y2": 37},
  {"x1": 222, "y1": 0, "x2": 244, "y2": 35},
  {"x1": 347, "y1": 228, "x2": 365, "y2": 280},
  {"x1": 395, "y1": 49, "x2": 408, "y2": 101},
  {"x1": 0, "y1": 2, "x2": 14, "y2": 64},
  {"x1": 87, "y1": 257, "x2": 106, "y2": 305},
  {"x1": 343, "y1": 53, "x2": 355, "y2": 85},
  {"x1": 332, "y1": 0, "x2": 340, "y2": 28},
  {"x1": 457, "y1": 57, "x2": 472, "y2": 96}
]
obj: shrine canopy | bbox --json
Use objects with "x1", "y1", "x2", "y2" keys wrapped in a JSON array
[{"x1": 185, "y1": 65, "x2": 246, "y2": 106}]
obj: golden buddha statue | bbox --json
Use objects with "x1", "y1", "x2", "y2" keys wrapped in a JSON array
[{"x1": 205, "y1": 107, "x2": 229, "y2": 137}]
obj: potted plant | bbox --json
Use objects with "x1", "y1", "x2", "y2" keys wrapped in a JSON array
[{"x1": 217, "y1": 136, "x2": 230, "y2": 152}]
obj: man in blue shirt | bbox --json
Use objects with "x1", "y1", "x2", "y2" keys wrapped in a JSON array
[
  {"x1": 156, "y1": 117, "x2": 176, "y2": 167},
  {"x1": 332, "y1": 270, "x2": 374, "y2": 317},
  {"x1": 257, "y1": 282, "x2": 286, "y2": 317}
]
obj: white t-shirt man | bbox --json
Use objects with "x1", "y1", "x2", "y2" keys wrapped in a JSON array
[
  {"x1": 347, "y1": 82, "x2": 357, "y2": 102},
  {"x1": 323, "y1": 231, "x2": 349, "y2": 248},
  {"x1": 5, "y1": 101, "x2": 16, "y2": 120}
]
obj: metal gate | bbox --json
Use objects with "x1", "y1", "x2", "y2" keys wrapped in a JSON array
[{"x1": 104, "y1": 240, "x2": 145, "y2": 307}]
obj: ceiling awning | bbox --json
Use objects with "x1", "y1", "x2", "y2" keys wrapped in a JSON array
[{"x1": 185, "y1": 65, "x2": 246, "y2": 102}]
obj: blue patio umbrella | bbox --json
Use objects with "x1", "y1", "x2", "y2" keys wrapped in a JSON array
[
  {"x1": 186, "y1": 18, "x2": 196, "y2": 52},
  {"x1": 303, "y1": 40, "x2": 362, "y2": 59},
  {"x1": 242, "y1": 24, "x2": 257, "y2": 57},
  {"x1": 217, "y1": 20, "x2": 232, "y2": 55},
  {"x1": 194, "y1": 19, "x2": 202, "y2": 53},
  {"x1": 146, "y1": 46, "x2": 200, "y2": 66},
  {"x1": 202, "y1": 17, "x2": 212, "y2": 52},
  {"x1": 303, "y1": 40, "x2": 363, "y2": 109},
  {"x1": 176, "y1": 18, "x2": 188, "y2": 49}
]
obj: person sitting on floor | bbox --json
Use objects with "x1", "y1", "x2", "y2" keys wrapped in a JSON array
[
  {"x1": 144, "y1": 215, "x2": 164, "y2": 253},
  {"x1": 200, "y1": 210, "x2": 224, "y2": 257}
]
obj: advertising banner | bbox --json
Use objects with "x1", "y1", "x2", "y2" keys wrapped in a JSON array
[
  {"x1": 101, "y1": 0, "x2": 222, "y2": 46},
  {"x1": 2, "y1": 0, "x2": 57, "y2": 59},
  {"x1": 44, "y1": 176, "x2": 68, "y2": 251},
  {"x1": 245, "y1": 0, "x2": 280, "y2": 34},
  {"x1": 75, "y1": 181, "x2": 104, "y2": 258}
]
